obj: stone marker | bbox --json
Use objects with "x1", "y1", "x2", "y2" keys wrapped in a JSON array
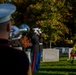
[
  {"x1": 26, "y1": 50, "x2": 32, "y2": 75},
  {"x1": 65, "y1": 47, "x2": 69, "y2": 53},
  {"x1": 26, "y1": 50, "x2": 31, "y2": 64},
  {"x1": 42, "y1": 48, "x2": 59, "y2": 62},
  {"x1": 54, "y1": 47, "x2": 69, "y2": 54},
  {"x1": 68, "y1": 48, "x2": 72, "y2": 60}
]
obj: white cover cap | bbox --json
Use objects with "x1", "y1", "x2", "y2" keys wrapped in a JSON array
[{"x1": 0, "y1": 3, "x2": 16, "y2": 23}]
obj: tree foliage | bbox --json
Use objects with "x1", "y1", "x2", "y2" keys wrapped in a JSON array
[{"x1": 1, "y1": 0, "x2": 76, "y2": 44}]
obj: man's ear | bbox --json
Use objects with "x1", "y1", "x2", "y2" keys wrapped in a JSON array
[{"x1": 7, "y1": 21, "x2": 11, "y2": 32}]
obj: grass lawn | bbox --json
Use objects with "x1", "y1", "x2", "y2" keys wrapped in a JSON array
[{"x1": 32, "y1": 53, "x2": 76, "y2": 75}]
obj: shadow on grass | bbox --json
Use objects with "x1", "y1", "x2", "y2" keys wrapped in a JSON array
[
  {"x1": 39, "y1": 68, "x2": 76, "y2": 72},
  {"x1": 33, "y1": 72, "x2": 65, "y2": 75},
  {"x1": 33, "y1": 72, "x2": 76, "y2": 75}
]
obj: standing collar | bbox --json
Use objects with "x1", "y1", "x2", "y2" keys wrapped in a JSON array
[{"x1": 0, "y1": 39, "x2": 10, "y2": 46}]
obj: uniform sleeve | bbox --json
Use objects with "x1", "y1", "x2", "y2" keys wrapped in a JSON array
[{"x1": 18, "y1": 50, "x2": 30, "y2": 75}]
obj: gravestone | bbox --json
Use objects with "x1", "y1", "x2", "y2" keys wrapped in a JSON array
[
  {"x1": 65, "y1": 47, "x2": 69, "y2": 53},
  {"x1": 42, "y1": 48, "x2": 59, "y2": 62},
  {"x1": 54, "y1": 47, "x2": 63, "y2": 55},
  {"x1": 54, "y1": 47, "x2": 69, "y2": 54},
  {"x1": 68, "y1": 48, "x2": 72, "y2": 60},
  {"x1": 26, "y1": 49, "x2": 32, "y2": 64},
  {"x1": 25, "y1": 49, "x2": 32, "y2": 75}
]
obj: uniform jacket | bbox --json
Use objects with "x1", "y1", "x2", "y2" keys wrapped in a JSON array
[
  {"x1": 31, "y1": 33, "x2": 39, "y2": 53},
  {"x1": 39, "y1": 33, "x2": 43, "y2": 52},
  {"x1": 0, "y1": 39, "x2": 29, "y2": 75}
]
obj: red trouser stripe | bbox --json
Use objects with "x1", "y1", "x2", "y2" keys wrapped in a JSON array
[{"x1": 32, "y1": 53, "x2": 36, "y2": 72}]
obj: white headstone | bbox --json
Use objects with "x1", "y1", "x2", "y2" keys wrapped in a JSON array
[
  {"x1": 26, "y1": 51, "x2": 31, "y2": 64},
  {"x1": 42, "y1": 48, "x2": 59, "y2": 62}
]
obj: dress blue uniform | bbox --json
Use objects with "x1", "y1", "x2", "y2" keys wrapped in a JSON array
[
  {"x1": 0, "y1": 39, "x2": 29, "y2": 75},
  {"x1": 38, "y1": 33, "x2": 43, "y2": 69},
  {"x1": 31, "y1": 30, "x2": 40, "y2": 72},
  {"x1": 0, "y1": 3, "x2": 30, "y2": 75}
]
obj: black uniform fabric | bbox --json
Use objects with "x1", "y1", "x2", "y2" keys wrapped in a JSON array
[
  {"x1": 39, "y1": 33, "x2": 43, "y2": 52},
  {"x1": 0, "y1": 39, "x2": 29, "y2": 75},
  {"x1": 31, "y1": 33, "x2": 39, "y2": 53}
]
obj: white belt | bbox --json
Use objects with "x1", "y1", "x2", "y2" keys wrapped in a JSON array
[
  {"x1": 13, "y1": 47, "x2": 22, "y2": 50},
  {"x1": 39, "y1": 43, "x2": 43, "y2": 45}
]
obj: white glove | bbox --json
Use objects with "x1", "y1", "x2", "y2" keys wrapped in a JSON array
[{"x1": 10, "y1": 25, "x2": 19, "y2": 37}]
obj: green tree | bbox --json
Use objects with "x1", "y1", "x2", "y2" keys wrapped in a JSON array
[
  {"x1": 12, "y1": 0, "x2": 69, "y2": 43},
  {"x1": 1, "y1": 0, "x2": 76, "y2": 45}
]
